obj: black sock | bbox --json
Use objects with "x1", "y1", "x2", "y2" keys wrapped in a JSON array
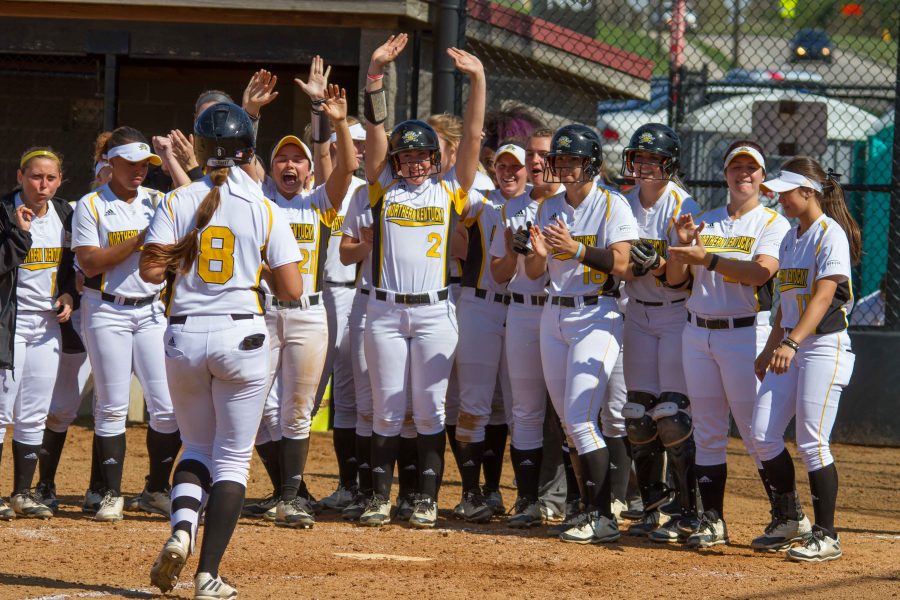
[
  {"x1": 12, "y1": 441, "x2": 41, "y2": 495},
  {"x1": 761, "y1": 449, "x2": 795, "y2": 496},
  {"x1": 696, "y1": 463, "x2": 727, "y2": 518},
  {"x1": 445, "y1": 424, "x2": 463, "y2": 474},
  {"x1": 371, "y1": 433, "x2": 399, "y2": 500},
  {"x1": 38, "y1": 428, "x2": 68, "y2": 486},
  {"x1": 808, "y1": 463, "x2": 838, "y2": 536},
  {"x1": 146, "y1": 428, "x2": 181, "y2": 492},
  {"x1": 482, "y1": 424, "x2": 508, "y2": 493},
  {"x1": 96, "y1": 433, "x2": 126, "y2": 495},
  {"x1": 172, "y1": 459, "x2": 211, "y2": 542},
  {"x1": 456, "y1": 440, "x2": 484, "y2": 495},
  {"x1": 510, "y1": 446, "x2": 542, "y2": 501},
  {"x1": 563, "y1": 446, "x2": 580, "y2": 503},
  {"x1": 417, "y1": 431, "x2": 445, "y2": 501},
  {"x1": 255, "y1": 441, "x2": 282, "y2": 495},
  {"x1": 578, "y1": 447, "x2": 611, "y2": 516},
  {"x1": 89, "y1": 434, "x2": 103, "y2": 492},
  {"x1": 397, "y1": 436, "x2": 418, "y2": 497},
  {"x1": 197, "y1": 481, "x2": 245, "y2": 578},
  {"x1": 279, "y1": 437, "x2": 310, "y2": 501},
  {"x1": 333, "y1": 427, "x2": 358, "y2": 489},
  {"x1": 356, "y1": 435, "x2": 373, "y2": 495},
  {"x1": 605, "y1": 436, "x2": 631, "y2": 503}
]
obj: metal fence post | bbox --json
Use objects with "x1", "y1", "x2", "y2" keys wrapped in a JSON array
[
  {"x1": 884, "y1": 16, "x2": 900, "y2": 330},
  {"x1": 432, "y1": 0, "x2": 462, "y2": 115}
]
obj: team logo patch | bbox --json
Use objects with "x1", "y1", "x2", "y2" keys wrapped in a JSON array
[
  {"x1": 138, "y1": 143, "x2": 150, "y2": 152},
  {"x1": 557, "y1": 136, "x2": 572, "y2": 148},
  {"x1": 402, "y1": 130, "x2": 420, "y2": 143},
  {"x1": 638, "y1": 132, "x2": 655, "y2": 145}
]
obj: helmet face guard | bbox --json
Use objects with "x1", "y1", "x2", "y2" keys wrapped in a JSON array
[
  {"x1": 388, "y1": 120, "x2": 443, "y2": 181},
  {"x1": 543, "y1": 154, "x2": 600, "y2": 184},
  {"x1": 621, "y1": 124, "x2": 680, "y2": 181},
  {"x1": 543, "y1": 125, "x2": 603, "y2": 184}
]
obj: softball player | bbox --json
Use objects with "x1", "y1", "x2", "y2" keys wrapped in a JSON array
[
  {"x1": 144, "y1": 102, "x2": 301, "y2": 598},
  {"x1": 523, "y1": 124, "x2": 638, "y2": 543},
  {"x1": 72, "y1": 127, "x2": 180, "y2": 522},
  {"x1": 452, "y1": 143, "x2": 525, "y2": 523},
  {"x1": 356, "y1": 34, "x2": 486, "y2": 528},
  {"x1": 257, "y1": 84, "x2": 357, "y2": 530},
  {"x1": 318, "y1": 120, "x2": 367, "y2": 511},
  {"x1": 0, "y1": 148, "x2": 76, "y2": 520},
  {"x1": 751, "y1": 158, "x2": 859, "y2": 562},
  {"x1": 666, "y1": 140, "x2": 790, "y2": 548},
  {"x1": 617, "y1": 124, "x2": 701, "y2": 541}
]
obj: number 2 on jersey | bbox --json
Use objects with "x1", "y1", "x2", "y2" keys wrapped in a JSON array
[
  {"x1": 426, "y1": 233, "x2": 442, "y2": 258},
  {"x1": 198, "y1": 226, "x2": 235, "y2": 284}
]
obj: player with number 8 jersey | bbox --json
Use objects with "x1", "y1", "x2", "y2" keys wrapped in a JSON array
[{"x1": 143, "y1": 102, "x2": 301, "y2": 598}]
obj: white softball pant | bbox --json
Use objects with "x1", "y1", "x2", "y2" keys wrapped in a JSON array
[
  {"x1": 258, "y1": 301, "x2": 328, "y2": 441},
  {"x1": 623, "y1": 301, "x2": 688, "y2": 396},
  {"x1": 365, "y1": 294, "x2": 458, "y2": 437},
  {"x1": 164, "y1": 315, "x2": 269, "y2": 485},
  {"x1": 539, "y1": 299, "x2": 623, "y2": 455},
  {"x1": 682, "y1": 315, "x2": 770, "y2": 467},
  {"x1": 349, "y1": 290, "x2": 374, "y2": 436},
  {"x1": 81, "y1": 292, "x2": 176, "y2": 436},
  {"x1": 455, "y1": 289, "x2": 511, "y2": 443},
  {"x1": 506, "y1": 301, "x2": 547, "y2": 451},
  {"x1": 601, "y1": 346, "x2": 626, "y2": 438},
  {"x1": 321, "y1": 283, "x2": 356, "y2": 428},
  {"x1": 47, "y1": 307, "x2": 92, "y2": 433},
  {"x1": 753, "y1": 331, "x2": 854, "y2": 472},
  {"x1": 0, "y1": 311, "x2": 60, "y2": 445},
  {"x1": 444, "y1": 283, "x2": 462, "y2": 427}
]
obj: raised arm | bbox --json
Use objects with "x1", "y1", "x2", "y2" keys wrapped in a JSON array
[
  {"x1": 320, "y1": 85, "x2": 357, "y2": 209},
  {"x1": 447, "y1": 47, "x2": 486, "y2": 192},
  {"x1": 364, "y1": 34, "x2": 408, "y2": 183},
  {"x1": 296, "y1": 55, "x2": 333, "y2": 183}
]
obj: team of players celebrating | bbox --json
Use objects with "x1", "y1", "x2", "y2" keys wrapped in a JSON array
[{"x1": 0, "y1": 34, "x2": 859, "y2": 598}]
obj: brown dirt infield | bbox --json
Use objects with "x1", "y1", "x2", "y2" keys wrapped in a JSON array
[{"x1": 1, "y1": 426, "x2": 898, "y2": 599}]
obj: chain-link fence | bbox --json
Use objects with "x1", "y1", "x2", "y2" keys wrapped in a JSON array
[{"x1": 415, "y1": 0, "x2": 899, "y2": 328}]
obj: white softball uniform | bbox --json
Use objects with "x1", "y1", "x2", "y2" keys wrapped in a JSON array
[
  {"x1": 0, "y1": 197, "x2": 66, "y2": 446},
  {"x1": 257, "y1": 184, "x2": 333, "y2": 443},
  {"x1": 536, "y1": 184, "x2": 638, "y2": 454},
  {"x1": 47, "y1": 307, "x2": 92, "y2": 433},
  {"x1": 623, "y1": 182, "x2": 699, "y2": 396},
  {"x1": 341, "y1": 186, "x2": 376, "y2": 435},
  {"x1": 364, "y1": 166, "x2": 474, "y2": 437},
  {"x1": 682, "y1": 203, "x2": 790, "y2": 466},
  {"x1": 753, "y1": 215, "x2": 855, "y2": 471},
  {"x1": 146, "y1": 167, "x2": 300, "y2": 484},
  {"x1": 319, "y1": 176, "x2": 366, "y2": 429},
  {"x1": 488, "y1": 188, "x2": 551, "y2": 451},
  {"x1": 454, "y1": 188, "x2": 513, "y2": 444},
  {"x1": 72, "y1": 184, "x2": 175, "y2": 437}
]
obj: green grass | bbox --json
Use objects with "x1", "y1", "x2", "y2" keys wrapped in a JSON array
[
  {"x1": 595, "y1": 22, "x2": 668, "y2": 74},
  {"x1": 692, "y1": 38, "x2": 733, "y2": 71},
  {"x1": 832, "y1": 34, "x2": 897, "y2": 65}
]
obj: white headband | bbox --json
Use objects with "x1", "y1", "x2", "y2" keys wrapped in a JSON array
[
  {"x1": 329, "y1": 123, "x2": 367, "y2": 144},
  {"x1": 94, "y1": 161, "x2": 110, "y2": 177},
  {"x1": 762, "y1": 170, "x2": 824, "y2": 194}
]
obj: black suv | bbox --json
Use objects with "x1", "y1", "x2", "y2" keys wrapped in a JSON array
[{"x1": 789, "y1": 28, "x2": 833, "y2": 63}]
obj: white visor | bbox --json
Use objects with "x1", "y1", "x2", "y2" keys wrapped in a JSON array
[
  {"x1": 494, "y1": 144, "x2": 526, "y2": 166},
  {"x1": 94, "y1": 160, "x2": 110, "y2": 177},
  {"x1": 329, "y1": 122, "x2": 367, "y2": 144},
  {"x1": 762, "y1": 170, "x2": 823, "y2": 193},
  {"x1": 723, "y1": 145, "x2": 765, "y2": 171},
  {"x1": 106, "y1": 142, "x2": 162, "y2": 166}
]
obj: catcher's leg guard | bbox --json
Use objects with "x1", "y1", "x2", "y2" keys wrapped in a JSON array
[
  {"x1": 624, "y1": 391, "x2": 668, "y2": 511},
  {"x1": 655, "y1": 392, "x2": 697, "y2": 517}
]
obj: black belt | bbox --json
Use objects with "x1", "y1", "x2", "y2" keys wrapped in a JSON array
[
  {"x1": 551, "y1": 295, "x2": 599, "y2": 308},
  {"x1": 101, "y1": 291, "x2": 157, "y2": 307},
  {"x1": 474, "y1": 288, "x2": 510, "y2": 305},
  {"x1": 448, "y1": 276, "x2": 462, "y2": 285},
  {"x1": 326, "y1": 281, "x2": 356, "y2": 288},
  {"x1": 169, "y1": 314, "x2": 255, "y2": 325},
  {"x1": 634, "y1": 297, "x2": 686, "y2": 307},
  {"x1": 688, "y1": 313, "x2": 756, "y2": 330},
  {"x1": 511, "y1": 293, "x2": 547, "y2": 306},
  {"x1": 274, "y1": 295, "x2": 321, "y2": 309},
  {"x1": 374, "y1": 288, "x2": 449, "y2": 305}
]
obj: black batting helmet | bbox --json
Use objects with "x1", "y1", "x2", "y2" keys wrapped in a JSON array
[
  {"x1": 545, "y1": 124, "x2": 603, "y2": 183},
  {"x1": 621, "y1": 123, "x2": 680, "y2": 180},
  {"x1": 388, "y1": 120, "x2": 442, "y2": 179},
  {"x1": 194, "y1": 102, "x2": 256, "y2": 168}
]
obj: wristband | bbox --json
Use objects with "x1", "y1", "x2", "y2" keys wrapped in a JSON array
[
  {"x1": 574, "y1": 243, "x2": 585, "y2": 262},
  {"x1": 707, "y1": 254, "x2": 720, "y2": 271},
  {"x1": 366, "y1": 73, "x2": 384, "y2": 81},
  {"x1": 311, "y1": 98, "x2": 326, "y2": 107},
  {"x1": 781, "y1": 337, "x2": 800, "y2": 352},
  {"x1": 364, "y1": 88, "x2": 388, "y2": 125}
]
